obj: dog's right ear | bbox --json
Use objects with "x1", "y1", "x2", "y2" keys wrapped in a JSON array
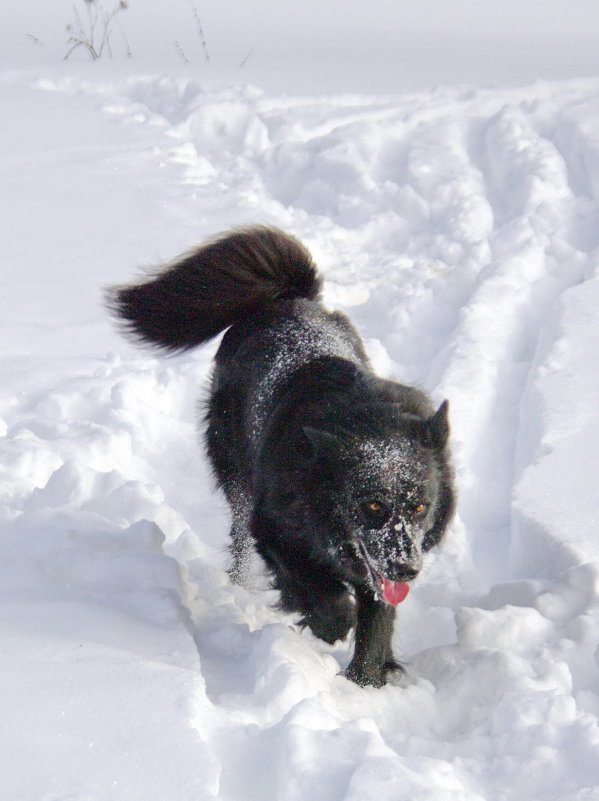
[
  {"x1": 425, "y1": 400, "x2": 450, "y2": 449},
  {"x1": 299, "y1": 426, "x2": 347, "y2": 462}
]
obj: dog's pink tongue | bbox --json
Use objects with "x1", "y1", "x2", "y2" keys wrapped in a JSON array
[{"x1": 381, "y1": 578, "x2": 410, "y2": 606}]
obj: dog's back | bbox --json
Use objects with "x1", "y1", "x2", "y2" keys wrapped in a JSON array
[{"x1": 212, "y1": 298, "x2": 369, "y2": 456}]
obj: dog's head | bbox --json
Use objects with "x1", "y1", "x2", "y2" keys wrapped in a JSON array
[{"x1": 294, "y1": 400, "x2": 453, "y2": 603}]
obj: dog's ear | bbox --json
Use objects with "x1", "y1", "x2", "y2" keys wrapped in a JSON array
[
  {"x1": 425, "y1": 400, "x2": 450, "y2": 449},
  {"x1": 300, "y1": 426, "x2": 347, "y2": 462}
]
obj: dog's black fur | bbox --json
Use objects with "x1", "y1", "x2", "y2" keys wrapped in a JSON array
[{"x1": 108, "y1": 227, "x2": 455, "y2": 687}]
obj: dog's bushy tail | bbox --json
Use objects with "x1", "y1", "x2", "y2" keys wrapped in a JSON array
[{"x1": 107, "y1": 226, "x2": 322, "y2": 352}]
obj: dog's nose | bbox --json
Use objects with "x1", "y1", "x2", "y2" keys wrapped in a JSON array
[{"x1": 394, "y1": 565, "x2": 420, "y2": 581}]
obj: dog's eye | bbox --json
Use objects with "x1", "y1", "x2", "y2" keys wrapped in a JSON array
[
  {"x1": 412, "y1": 502, "x2": 428, "y2": 519},
  {"x1": 360, "y1": 500, "x2": 391, "y2": 528}
]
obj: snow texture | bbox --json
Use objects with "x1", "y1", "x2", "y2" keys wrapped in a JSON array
[{"x1": 2, "y1": 2, "x2": 599, "y2": 799}]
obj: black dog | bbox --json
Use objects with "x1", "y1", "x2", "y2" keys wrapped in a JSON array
[{"x1": 108, "y1": 227, "x2": 455, "y2": 687}]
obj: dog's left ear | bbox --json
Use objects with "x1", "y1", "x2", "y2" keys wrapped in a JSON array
[{"x1": 425, "y1": 400, "x2": 450, "y2": 449}]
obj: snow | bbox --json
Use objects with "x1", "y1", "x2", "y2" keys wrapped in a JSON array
[{"x1": 2, "y1": 1, "x2": 599, "y2": 798}]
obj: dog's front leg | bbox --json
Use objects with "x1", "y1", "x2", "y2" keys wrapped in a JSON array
[{"x1": 345, "y1": 588, "x2": 401, "y2": 687}]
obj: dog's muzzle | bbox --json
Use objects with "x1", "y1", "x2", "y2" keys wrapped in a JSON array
[{"x1": 353, "y1": 539, "x2": 417, "y2": 606}]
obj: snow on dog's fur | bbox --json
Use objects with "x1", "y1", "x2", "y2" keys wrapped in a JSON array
[{"x1": 108, "y1": 227, "x2": 455, "y2": 686}]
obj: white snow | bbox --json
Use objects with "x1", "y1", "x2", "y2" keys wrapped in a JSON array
[{"x1": 2, "y1": 1, "x2": 599, "y2": 799}]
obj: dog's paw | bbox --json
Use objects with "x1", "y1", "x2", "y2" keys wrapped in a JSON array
[
  {"x1": 343, "y1": 662, "x2": 387, "y2": 688},
  {"x1": 343, "y1": 657, "x2": 405, "y2": 688},
  {"x1": 302, "y1": 608, "x2": 354, "y2": 645}
]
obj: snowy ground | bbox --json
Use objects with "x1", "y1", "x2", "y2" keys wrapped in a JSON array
[{"x1": 2, "y1": 2, "x2": 599, "y2": 799}]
